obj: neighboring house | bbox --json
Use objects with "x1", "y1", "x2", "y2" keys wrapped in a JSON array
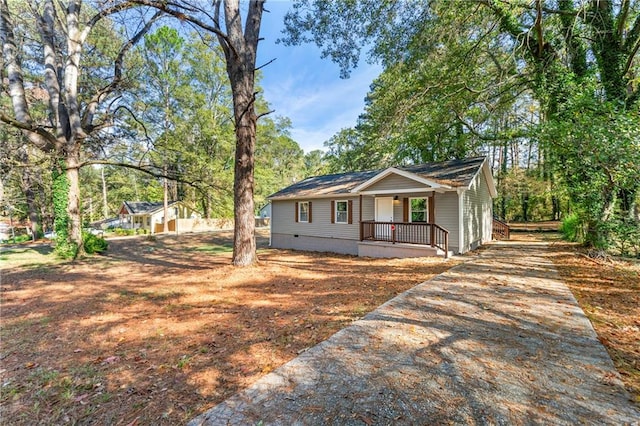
[
  {"x1": 268, "y1": 157, "x2": 497, "y2": 258},
  {"x1": 91, "y1": 217, "x2": 122, "y2": 230},
  {"x1": 258, "y1": 202, "x2": 271, "y2": 218},
  {"x1": 118, "y1": 201, "x2": 192, "y2": 233}
]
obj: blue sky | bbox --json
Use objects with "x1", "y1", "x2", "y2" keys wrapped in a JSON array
[{"x1": 255, "y1": 1, "x2": 382, "y2": 153}]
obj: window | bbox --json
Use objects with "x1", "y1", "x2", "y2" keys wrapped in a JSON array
[
  {"x1": 410, "y1": 198, "x2": 428, "y2": 222},
  {"x1": 335, "y1": 200, "x2": 348, "y2": 223},
  {"x1": 298, "y1": 201, "x2": 309, "y2": 223},
  {"x1": 331, "y1": 200, "x2": 352, "y2": 224}
]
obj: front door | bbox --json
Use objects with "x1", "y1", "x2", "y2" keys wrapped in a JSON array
[{"x1": 375, "y1": 197, "x2": 394, "y2": 222}]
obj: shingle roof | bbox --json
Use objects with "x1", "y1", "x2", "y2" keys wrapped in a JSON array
[
  {"x1": 123, "y1": 201, "x2": 175, "y2": 215},
  {"x1": 268, "y1": 157, "x2": 487, "y2": 199}
]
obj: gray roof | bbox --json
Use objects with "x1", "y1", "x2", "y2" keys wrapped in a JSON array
[
  {"x1": 122, "y1": 201, "x2": 176, "y2": 215},
  {"x1": 268, "y1": 157, "x2": 488, "y2": 199}
]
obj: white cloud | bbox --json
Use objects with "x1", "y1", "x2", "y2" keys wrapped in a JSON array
[
  {"x1": 257, "y1": 1, "x2": 382, "y2": 153},
  {"x1": 263, "y1": 64, "x2": 381, "y2": 153}
]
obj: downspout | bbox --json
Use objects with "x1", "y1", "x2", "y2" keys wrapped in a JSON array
[
  {"x1": 458, "y1": 189, "x2": 465, "y2": 254},
  {"x1": 268, "y1": 201, "x2": 272, "y2": 247}
]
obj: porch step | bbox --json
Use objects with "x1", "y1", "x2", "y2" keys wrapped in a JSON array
[{"x1": 358, "y1": 241, "x2": 447, "y2": 259}]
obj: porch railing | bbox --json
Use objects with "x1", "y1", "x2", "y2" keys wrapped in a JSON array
[
  {"x1": 492, "y1": 217, "x2": 510, "y2": 240},
  {"x1": 360, "y1": 221, "x2": 449, "y2": 258}
]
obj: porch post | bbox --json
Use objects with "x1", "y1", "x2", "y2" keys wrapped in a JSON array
[
  {"x1": 359, "y1": 195, "x2": 363, "y2": 241},
  {"x1": 430, "y1": 224, "x2": 435, "y2": 247},
  {"x1": 429, "y1": 193, "x2": 435, "y2": 223},
  {"x1": 429, "y1": 193, "x2": 435, "y2": 247}
]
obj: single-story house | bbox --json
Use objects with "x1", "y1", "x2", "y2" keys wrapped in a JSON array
[
  {"x1": 267, "y1": 156, "x2": 497, "y2": 258},
  {"x1": 118, "y1": 201, "x2": 192, "y2": 233}
]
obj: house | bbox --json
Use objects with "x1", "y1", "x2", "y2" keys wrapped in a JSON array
[
  {"x1": 267, "y1": 157, "x2": 497, "y2": 258},
  {"x1": 118, "y1": 201, "x2": 192, "y2": 233},
  {"x1": 258, "y1": 202, "x2": 271, "y2": 218}
]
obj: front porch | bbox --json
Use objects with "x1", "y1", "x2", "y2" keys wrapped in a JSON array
[{"x1": 359, "y1": 221, "x2": 450, "y2": 258}]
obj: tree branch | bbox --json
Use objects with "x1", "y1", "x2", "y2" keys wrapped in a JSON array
[
  {"x1": 0, "y1": 113, "x2": 58, "y2": 150},
  {"x1": 130, "y1": 0, "x2": 235, "y2": 56},
  {"x1": 80, "y1": 160, "x2": 230, "y2": 193},
  {"x1": 81, "y1": 10, "x2": 163, "y2": 131},
  {"x1": 453, "y1": 109, "x2": 530, "y2": 141},
  {"x1": 617, "y1": 0, "x2": 630, "y2": 38},
  {"x1": 0, "y1": 0, "x2": 56, "y2": 151},
  {"x1": 256, "y1": 109, "x2": 274, "y2": 120},
  {"x1": 255, "y1": 57, "x2": 275, "y2": 71}
]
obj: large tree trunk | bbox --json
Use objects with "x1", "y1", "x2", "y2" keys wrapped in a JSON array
[
  {"x1": 230, "y1": 82, "x2": 257, "y2": 266},
  {"x1": 221, "y1": 0, "x2": 264, "y2": 266},
  {"x1": 66, "y1": 148, "x2": 83, "y2": 254}
]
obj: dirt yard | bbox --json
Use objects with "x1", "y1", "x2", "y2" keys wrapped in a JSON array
[
  {"x1": 0, "y1": 230, "x2": 460, "y2": 424},
  {"x1": 1, "y1": 230, "x2": 638, "y2": 424}
]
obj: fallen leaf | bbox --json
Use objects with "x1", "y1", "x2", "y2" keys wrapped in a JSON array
[
  {"x1": 102, "y1": 356, "x2": 120, "y2": 365},
  {"x1": 125, "y1": 417, "x2": 140, "y2": 426},
  {"x1": 74, "y1": 393, "x2": 89, "y2": 402},
  {"x1": 355, "y1": 413, "x2": 374, "y2": 425}
]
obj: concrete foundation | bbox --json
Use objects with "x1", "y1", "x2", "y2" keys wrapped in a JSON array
[{"x1": 357, "y1": 241, "x2": 443, "y2": 258}]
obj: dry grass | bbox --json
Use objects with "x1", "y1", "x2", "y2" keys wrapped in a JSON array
[
  {"x1": 0, "y1": 230, "x2": 459, "y2": 424},
  {"x1": 2, "y1": 229, "x2": 637, "y2": 425}
]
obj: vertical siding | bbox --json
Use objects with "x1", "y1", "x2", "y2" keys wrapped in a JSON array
[{"x1": 272, "y1": 197, "x2": 361, "y2": 241}]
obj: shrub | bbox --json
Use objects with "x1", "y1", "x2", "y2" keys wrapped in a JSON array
[
  {"x1": 1, "y1": 235, "x2": 31, "y2": 244},
  {"x1": 611, "y1": 219, "x2": 640, "y2": 258},
  {"x1": 113, "y1": 228, "x2": 134, "y2": 236},
  {"x1": 560, "y1": 213, "x2": 583, "y2": 242},
  {"x1": 83, "y1": 232, "x2": 108, "y2": 254}
]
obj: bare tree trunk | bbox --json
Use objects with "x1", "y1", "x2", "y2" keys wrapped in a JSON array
[
  {"x1": 66, "y1": 148, "x2": 83, "y2": 254},
  {"x1": 220, "y1": 0, "x2": 264, "y2": 266},
  {"x1": 231, "y1": 86, "x2": 257, "y2": 265},
  {"x1": 163, "y1": 168, "x2": 169, "y2": 233}
]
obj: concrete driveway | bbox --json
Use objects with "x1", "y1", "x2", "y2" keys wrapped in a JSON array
[{"x1": 190, "y1": 241, "x2": 640, "y2": 425}]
